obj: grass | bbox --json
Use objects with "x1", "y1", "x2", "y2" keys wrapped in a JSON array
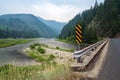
[
  {"x1": 0, "y1": 63, "x2": 88, "y2": 80},
  {"x1": 56, "y1": 38, "x2": 73, "y2": 44},
  {"x1": 39, "y1": 44, "x2": 49, "y2": 48},
  {"x1": 28, "y1": 49, "x2": 55, "y2": 63},
  {"x1": 28, "y1": 43, "x2": 74, "y2": 64},
  {"x1": 29, "y1": 43, "x2": 74, "y2": 53},
  {"x1": 59, "y1": 48, "x2": 74, "y2": 52},
  {"x1": 55, "y1": 46, "x2": 74, "y2": 52},
  {"x1": 37, "y1": 47, "x2": 46, "y2": 54},
  {"x1": 29, "y1": 43, "x2": 40, "y2": 49},
  {"x1": 57, "y1": 38, "x2": 91, "y2": 49},
  {"x1": 29, "y1": 43, "x2": 48, "y2": 49},
  {"x1": 28, "y1": 43, "x2": 51, "y2": 63},
  {"x1": 0, "y1": 42, "x2": 86, "y2": 80},
  {"x1": 49, "y1": 46, "x2": 74, "y2": 52},
  {"x1": 0, "y1": 64, "x2": 76, "y2": 80},
  {"x1": 56, "y1": 36, "x2": 76, "y2": 44},
  {"x1": 0, "y1": 38, "x2": 32, "y2": 48}
]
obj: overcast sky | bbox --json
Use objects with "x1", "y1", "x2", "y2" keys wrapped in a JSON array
[{"x1": 0, "y1": 0, "x2": 104, "y2": 22}]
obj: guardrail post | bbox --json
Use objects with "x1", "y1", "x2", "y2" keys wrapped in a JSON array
[
  {"x1": 76, "y1": 56, "x2": 84, "y2": 63},
  {"x1": 74, "y1": 57, "x2": 82, "y2": 63}
]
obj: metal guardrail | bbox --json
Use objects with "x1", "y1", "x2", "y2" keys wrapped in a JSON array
[
  {"x1": 74, "y1": 39, "x2": 107, "y2": 60},
  {"x1": 71, "y1": 39, "x2": 108, "y2": 71}
]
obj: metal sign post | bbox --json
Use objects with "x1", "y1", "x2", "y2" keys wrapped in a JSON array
[
  {"x1": 74, "y1": 24, "x2": 82, "y2": 63},
  {"x1": 75, "y1": 24, "x2": 82, "y2": 51}
]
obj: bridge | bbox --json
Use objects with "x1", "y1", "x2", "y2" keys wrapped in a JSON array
[{"x1": 71, "y1": 39, "x2": 120, "y2": 80}]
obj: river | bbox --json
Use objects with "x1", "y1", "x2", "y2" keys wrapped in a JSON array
[{"x1": 0, "y1": 38, "x2": 75, "y2": 66}]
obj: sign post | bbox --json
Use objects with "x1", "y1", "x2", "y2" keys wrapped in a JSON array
[{"x1": 75, "y1": 24, "x2": 82, "y2": 51}]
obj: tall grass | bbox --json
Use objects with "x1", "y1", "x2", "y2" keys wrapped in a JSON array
[
  {"x1": 0, "y1": 42, "x2": 86, "y2": 80},
  {"x1": 0, "y1": 38, "x2": 32, "y2": 48},
  {"x1": 0, "y1": 64, "x2": 76, "y2": 80}
]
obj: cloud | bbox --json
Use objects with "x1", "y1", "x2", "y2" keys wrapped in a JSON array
[
  {"x1": 32, "y1": 3, "x2": 83, "y2": 22},
  {"x1": 0, "y1": 0, "x2": 105, "y2": 22}
]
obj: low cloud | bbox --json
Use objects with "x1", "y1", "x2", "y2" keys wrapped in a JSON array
[
  {"x1": 32, "y1": 3, "x2": 83, "y2": 22},
  {"x1": 0, "y1": 0, "x2": 104, "y2": 22}
]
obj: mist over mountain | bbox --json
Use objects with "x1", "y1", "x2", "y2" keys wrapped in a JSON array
[
  {"x1": 0, "y1": 14, "x2": 60, "y2": 38},
  {"x1": 38, "y1": 17, "x2": 66, "y2": 34}
]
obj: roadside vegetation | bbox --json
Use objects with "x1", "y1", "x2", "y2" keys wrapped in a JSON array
[
  {"x1": 0, "y1": 43, "x2": 77, "y2": 80},
  {"x1": 55, "y1": 46, "x2": 74, "y2": 52},
  {"x1": 0, "y1": 64, "x2": 76, "y2": 80},
  {"x1": 28, "y1": 43, "x2": 74, "y2": 63},
  {"x1": 57, "y1": 36, "x2": 75, "y2": 44},
  {"x1": 0, "y1": 42, "x2": 88, "y2": 80},
  {"x1": 0, "y1": 38, "x2": 32, "y2": 48},
  {"x1": 59, "y1": 0, "x2": 120, "y2": 43},
  {"x1": 30, "y1": 43, "x2": 74, "y2": 53},
  {"x1": 57, "y1": 38, "x2": 90, "y2": 49}
]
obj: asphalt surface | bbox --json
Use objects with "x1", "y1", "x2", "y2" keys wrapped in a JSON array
[
  {"x1": 0, "y1": 38, "x2": 75, "y2": 66},
  {"x1": 98, "y1": 39, "x2": 120, "y2": 80}
]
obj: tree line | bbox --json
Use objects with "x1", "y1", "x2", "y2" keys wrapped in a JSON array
[
  {"x1": 0, "y1": 28, "x2": 40, "y2": 38},
  {"x1": 59, "y1": 0, "x2": 120, "y2": 43}
]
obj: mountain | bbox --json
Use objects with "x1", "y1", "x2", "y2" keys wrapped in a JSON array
[
  {"x1": 0, "y1": 14, "x2": 57, "y2": 38},
  {"x1": 59, "y1": 0, "x2": 120, "y2": 43},
  {"x1": 38, "y1": 17, "x2": 66, "y2": 34},
  {"x1": 59, "y1": 14, "x2": 81, "y2": 39}
]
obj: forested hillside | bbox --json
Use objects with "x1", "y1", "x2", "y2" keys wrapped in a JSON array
[
  {"x1": 38, "y1": 17, "x2": 66, "y2": 34},
  {"x1": 0, "y1": 14, "x2": 57, "y2": 38},
  {"x1": 59, "y1": 0, "x2": 120, "y2": 43}
]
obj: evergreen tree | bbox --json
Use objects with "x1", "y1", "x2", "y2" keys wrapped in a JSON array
[{"x1": 60, "y1": 0, "x2": 120, "y2": 43}]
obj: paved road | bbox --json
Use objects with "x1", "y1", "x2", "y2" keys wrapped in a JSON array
[
  {"x1": 0, "y1": 38, "x2": 75, "y2": 66},
  {"x1": 98, "y1": 39, "x2": 120, "y2": 80}
]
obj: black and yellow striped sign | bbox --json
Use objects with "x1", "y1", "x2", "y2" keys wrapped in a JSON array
[{"x1": 75, "y1": 24, "x2": 82, "y2": 44}]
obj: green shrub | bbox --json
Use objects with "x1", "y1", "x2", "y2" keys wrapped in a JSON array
[
  {"x1": 39, "y1": 44, "x2": 48, "y2": 48},
  {"x1": 48, "y1": 54, "x2": 56, "y2": 61},
  {"x1": 56, "y1": 46, "x2": 60, "y2": 49},
  {"x1": 38, "y1": 55, "x2": 46, "y2": 62},
  {"x1": 29, "y1": 52, "x2": 38, "y2": 59},
  {"x1": 37, "y1": 47, "x2": 46, "y2": 54},
  {"x1": 66, "y1": 35, "x2": 75, "y2": 44},
  {"x1": 29, "y1": 43, "x2": 40, "y2": 49},
  {"x1": 29, "y1": 44, "x2": 36, "y2": 49},
  {"x1": 70, "y1": 49, "x2": 74, "y2": 52}
]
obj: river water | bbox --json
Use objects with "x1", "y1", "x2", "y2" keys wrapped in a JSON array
[{"x1": 0, "y1": 38, "x2": 76, "y2": 66}]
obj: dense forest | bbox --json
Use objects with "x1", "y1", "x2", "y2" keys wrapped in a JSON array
[
  {"x1": 59, "y1": 0, "x2": 120, "y2": 43},
  {"x1": 0, "y1": 14, "x2": 58, "y2": 38}
]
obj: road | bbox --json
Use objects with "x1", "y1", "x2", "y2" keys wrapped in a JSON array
[
  {"x1": 0, "y1": 38, "x2": 75, "y2": 66},
  {"x1": 98, "y1": 39, "x2": 120, "y2": 80}
]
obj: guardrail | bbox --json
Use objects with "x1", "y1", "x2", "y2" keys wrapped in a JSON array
[
  {"x1": 71, "y1": 39, "x2": 108, "y2": 71},
  {"x1": 74, "y1": 39, "x2": 107, "y2": 61}
]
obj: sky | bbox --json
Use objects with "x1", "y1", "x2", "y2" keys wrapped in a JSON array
[{"x1": 0, "y1": 0, "x2": 104, "y2": 22}]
